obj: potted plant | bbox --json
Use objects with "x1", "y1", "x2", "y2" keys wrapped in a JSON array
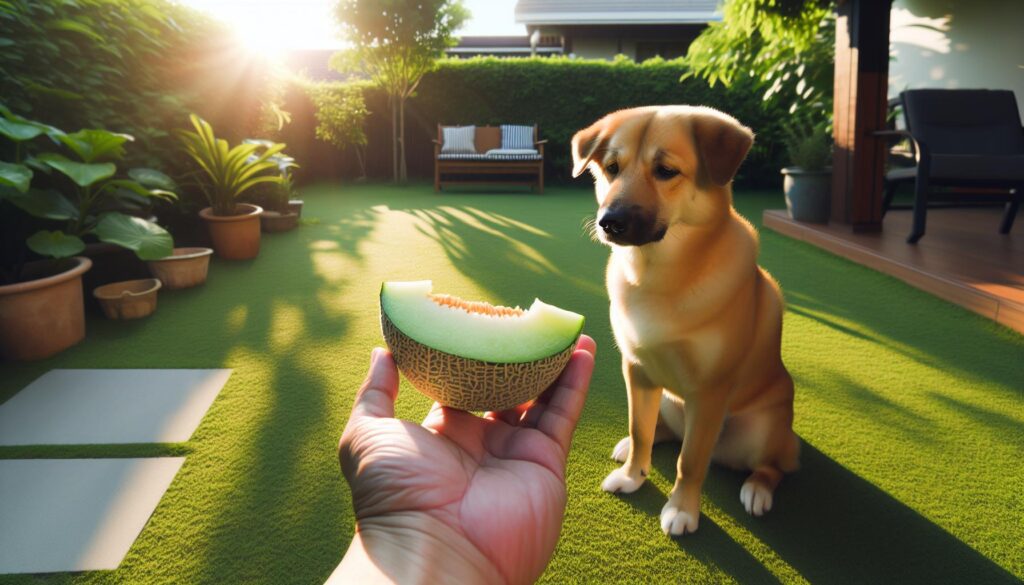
[
  {"x1": 781, "y1": 117, "x2": 833, "y2": 223},
  {"x1": 245, "y1": 143, "x2": 301, "y2": 233},
  {"x1": 0, "y1": 106, "x2": 175, "y2": 360},
  {"x1": 179, "y1": 115, "x2": 287, "y2": 260}
]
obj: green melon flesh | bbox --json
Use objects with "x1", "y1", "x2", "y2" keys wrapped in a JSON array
[{"x1": 380, "y1": 281, "x2": 584, "y2": 363}]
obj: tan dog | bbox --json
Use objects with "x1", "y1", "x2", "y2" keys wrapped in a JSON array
[{"x1": 572, "y1": 106, "x2": 799, "y2": 535}]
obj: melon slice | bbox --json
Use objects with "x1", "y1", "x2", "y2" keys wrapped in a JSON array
[{"x1": 379, "y1": 281, "x2": 584, "y2": 411}]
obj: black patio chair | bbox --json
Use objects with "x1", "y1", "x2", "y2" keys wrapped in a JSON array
[{"x1": 876, "y1": 89, "x2": 1023, "y2": 243}]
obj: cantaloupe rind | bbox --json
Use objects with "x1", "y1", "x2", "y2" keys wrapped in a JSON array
[{"x1": 378, "y1": 281, "x2": 584, "y2": 411}]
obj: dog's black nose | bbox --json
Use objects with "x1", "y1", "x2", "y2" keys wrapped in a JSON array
[{"x1": 598, "y1": 209, "x2": 630, "y2": 236}]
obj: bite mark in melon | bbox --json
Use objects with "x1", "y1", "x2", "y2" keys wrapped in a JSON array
[{"x1": 380, "y1": 281, "x2": 585, "y2": 411}]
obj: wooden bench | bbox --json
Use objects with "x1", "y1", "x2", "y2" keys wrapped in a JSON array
[{"x1": 434, "y1": 124, "x2": 546, "y2": 193}]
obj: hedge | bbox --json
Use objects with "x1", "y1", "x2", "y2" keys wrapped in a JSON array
[{"x1": 283, "y1": 56, "x2": 793, "y2": 187}]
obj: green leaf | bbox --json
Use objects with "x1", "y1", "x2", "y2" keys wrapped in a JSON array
[
  {"x1": 26, "y1": 230, "x2": 85, "y2": 259},
  {"x1": 5, "y1": 188, "x2": 78, "y2": 220},
  {"x1": 104, "y1": 179, "x2": 177, "y2": 202},
  {"x1": 93, "y1": 213, "x2": 173, "y2": 260},
  {"x1": 0, "y1": 117, "x2": 46, "y2": 142},
  {"x1": 45, "y1": 19, "x2": 104, "y2": 43},
  {"x1": 24, "y1": 82, "x2": 85, "y2": 101},
  {"x1": 37, "y1": 153, "x2": 116, "y2": 187},
  {"x1": 128, "y1": 167, "x2": 176, "y2": 190},
  {"x1": 58, "y1": 129, "x2": 133, "y2": 163},
  {"x1": 0, "y1": 161, "x2": 32, "y2": 192}
]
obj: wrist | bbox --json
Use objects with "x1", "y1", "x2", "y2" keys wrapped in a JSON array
[{"x1": 329, "y1": 513, "x2": 503, "y2": 585}]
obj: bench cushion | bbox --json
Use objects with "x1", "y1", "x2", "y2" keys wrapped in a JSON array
[
  {"x1": 501, "y1": 125, "x2": 534, "y2": 150},
  {"x1": 441, "y1": 125, "x2": 476, "y2": 154},
  {"x1": 439, "y1": 151, "x2": 542, "y2": 161}
]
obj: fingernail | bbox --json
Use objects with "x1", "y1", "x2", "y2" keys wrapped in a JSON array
[{"x1": 370, "y1": 347, "x2": 383, "y2": 364}]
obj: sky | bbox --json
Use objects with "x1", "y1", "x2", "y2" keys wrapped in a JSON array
[{"x1": 178, "y1": 0, "x2": 524, "y2": 52}]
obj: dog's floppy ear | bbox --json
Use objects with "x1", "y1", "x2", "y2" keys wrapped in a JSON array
[
  {"x1": 692, "y1": 110, "x2": 754, "y2": 186},
  {"x1": 571, "y1": 118, "x2": 607, "y2": 178}
]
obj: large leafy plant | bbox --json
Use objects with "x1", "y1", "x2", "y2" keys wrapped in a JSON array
[
  {"x1": 178, "y1": 115, "x2": 287, "y2": 216},
  {"x1": 0, "y1": 105, "x2": 175, "y2": 282}
]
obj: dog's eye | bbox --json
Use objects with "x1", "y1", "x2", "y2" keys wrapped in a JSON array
[
  {"x1": 654, "y1": 164, "x2": 680, "y2": 180},
  {"x1": 605, "y1": 162, "x2": 619, "y2": 176}
]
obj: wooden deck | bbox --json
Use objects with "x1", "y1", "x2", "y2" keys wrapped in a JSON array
[{"x1": 763, "y1": 207, "x2": 1024, "y2": 334}]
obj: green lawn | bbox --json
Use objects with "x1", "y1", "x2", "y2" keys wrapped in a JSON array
[{"x1": 1, "y1": 183, "x2": 1022, "y2": 584}]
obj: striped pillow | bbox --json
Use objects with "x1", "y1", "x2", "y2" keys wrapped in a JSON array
[
  {"x1": 441, "y1": 126, "x2": 476, "y2": 154},
  {"x1": 501, "y1": 124, "x2": 534, "y2": 150}
]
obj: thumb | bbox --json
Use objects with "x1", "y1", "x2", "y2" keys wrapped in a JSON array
[{"x1": 351, "y1": 348, "x2": 400, "y2": 420}]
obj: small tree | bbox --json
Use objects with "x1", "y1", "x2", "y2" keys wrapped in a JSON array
[
  {"x1": 683, "y1": 0, "x2": 834, "y2": 121},
  {"x1": 308, "y1": 82, "x2": 370, "y2": 180},
  {"x1": 332, "y1": 0, "x2": 467, "y2": 182}
]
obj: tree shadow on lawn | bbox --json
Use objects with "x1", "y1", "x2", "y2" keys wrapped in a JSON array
[
  {"x1": 178, "y1": 217, "x2": 378, "y2": 581},
  {"x1": 611, "y1": 441, "x2": 1020, "y2": 584}
]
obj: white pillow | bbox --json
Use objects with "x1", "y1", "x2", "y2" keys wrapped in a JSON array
[
  {"x1": 441, "y1": 126, "x2": 476, "y2": 154},
  {"x1": 501, "y1": 124, "x2": 534, "y2": 150}
]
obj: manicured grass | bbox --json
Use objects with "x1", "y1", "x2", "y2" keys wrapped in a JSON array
[{"x1": 0, "y1": 183, "x2": 1021, "y2": 584}]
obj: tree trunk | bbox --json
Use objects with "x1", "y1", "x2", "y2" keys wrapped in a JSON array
[
  {"x1": 390, "y1": 95, "x2": 398, "y2": 183},
  {"x1": 398, "y1": 94, "x2": 408, "y2": 183},
  {"x1": 355, "y1": 145, "x2": 367, "y2": 180}
]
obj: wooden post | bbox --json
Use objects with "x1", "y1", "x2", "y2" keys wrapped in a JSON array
[{"x1": 832, "y1": 0, "x2": 892, "y2": 232}]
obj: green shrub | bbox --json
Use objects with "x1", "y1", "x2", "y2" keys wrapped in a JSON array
[
  {"x1": 285, "y1": 56, "x2": 792, "y2": 186},
  {"x1": 412, "y1": 56, "x2": 791, "y2": 185}
]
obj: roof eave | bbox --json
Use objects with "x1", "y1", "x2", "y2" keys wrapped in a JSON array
[{"x1": 515, "y1": 11, "x2": 722, "y2": 25}]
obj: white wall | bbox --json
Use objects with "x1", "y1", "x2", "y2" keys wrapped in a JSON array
[{"x1": 889, "y1": 0, "x2": 1024, "y2": 118}]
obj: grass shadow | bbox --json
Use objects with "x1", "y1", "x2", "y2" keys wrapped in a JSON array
[{"x1": 621, "y1": 440, "x2": 1022, "y2": 584}]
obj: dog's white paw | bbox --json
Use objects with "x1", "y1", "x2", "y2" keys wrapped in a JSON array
[
  {"x1": 740, "y1": 480, "x2": 773, "y2": 516},
  {"x1": 659, "y1": 503, "x2": 699, "y2": 535},
  {"x1": 601, "y1": 466, "x2": 645, "y2": 494},
  {"x1": 610, "y1": 436, "x2": 631, "y2": 462}
]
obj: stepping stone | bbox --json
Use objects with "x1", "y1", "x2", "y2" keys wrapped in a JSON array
[
  {"x1": 0, "y1": 369, "x2": 231, "y2": 445},
  {"x1": 0, "y1": 457, "x2": 185, "y2": 574}
]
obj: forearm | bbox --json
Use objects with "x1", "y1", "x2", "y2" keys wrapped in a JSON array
[{"x1": 327, "y1": 514, "x2": 503, "y2": 585}]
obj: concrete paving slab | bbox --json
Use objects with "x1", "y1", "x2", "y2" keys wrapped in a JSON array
[
  {"x1": 0, "y1": 458, "x2": 185, "y2": 574},
  {"x1": 0, "y1": 369, "x2": 231, "y2": 445}
]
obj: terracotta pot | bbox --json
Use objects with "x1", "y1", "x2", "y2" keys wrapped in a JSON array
[
  {"x1": 81, "y1": 242, "x2": 150, "y2": 314},
  {"x1": 147, "y1": 247, "x2": 213, "y2": 290},
  {"x1": 0, "y1": 257, "x2": 92, "y2": 361},
  {"x1": 199, "y1": 204, "x2": 262, "y2": 260},
  {"x1": 93, "y1": 278, "x2": 161, "y2": 320},
  {"x1": 288, "y1": 199, "x2": 303, "y2": 218},
  {"x1": 261, "y1": 210, "x2": 299, "y2": 233}
]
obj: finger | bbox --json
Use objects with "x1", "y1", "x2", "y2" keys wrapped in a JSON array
[
  {"x1": 485, "y1": 401, "x2": 531, "y2": 425},
  {"x1": 350, "y1": 348, "x2": 399, "y2": 420},
  {"x1": 575, "y1": 334, "x2": 597, "y2": 357},
  {"x1": 422, "y1": 401, "x2": 445, "y2": 425},
  {"x1": 527, "y1": 348, "x2": 595, "y2": 456}
]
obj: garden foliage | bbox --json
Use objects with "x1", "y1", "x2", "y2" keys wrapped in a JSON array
[
  {"x1": 403, "y1": 56, "x2": 791, "y2": 186},
  {"x1": 0, "y1": 0, "x2": 278, "y2": 168}
]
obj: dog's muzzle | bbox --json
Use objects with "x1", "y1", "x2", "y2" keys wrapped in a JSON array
[{"x1": 597, "y1": 206, "x2": 666, "y2": 246}]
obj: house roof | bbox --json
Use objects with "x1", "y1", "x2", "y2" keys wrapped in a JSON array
[{"x1": 514, "y1": 0, "x2": 722, "y2": 26}]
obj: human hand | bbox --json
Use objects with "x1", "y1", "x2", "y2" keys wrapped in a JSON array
[{"x1": 330, "y1": 336, "x2": 596, "y2": 585}]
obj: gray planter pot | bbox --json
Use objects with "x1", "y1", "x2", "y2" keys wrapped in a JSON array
[{"x1": 782, "y1": 167, "x2": 832, "y2": 223}]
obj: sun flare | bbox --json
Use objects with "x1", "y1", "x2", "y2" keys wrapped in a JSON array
[{"x1": 180, "y1": 0, "x2": 342, "y2": 56}]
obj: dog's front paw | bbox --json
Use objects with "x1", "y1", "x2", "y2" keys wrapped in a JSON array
[
  {"x1": 740, "y1": 479, "x2": 774, "y2": 516},
  {"x1": 610, "y1": 436, "x2": 631, "y2": 462},
  {"x1": 601, "y1": 466, "x2": 645, "y2": 494},
  {"x1": 659, "y1": 503, "x2": 700, "y2": 536}
]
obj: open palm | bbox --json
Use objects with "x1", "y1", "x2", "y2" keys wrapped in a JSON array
[{"x1": 339, "y1": 337, "x2": 596, "y2": 585}]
